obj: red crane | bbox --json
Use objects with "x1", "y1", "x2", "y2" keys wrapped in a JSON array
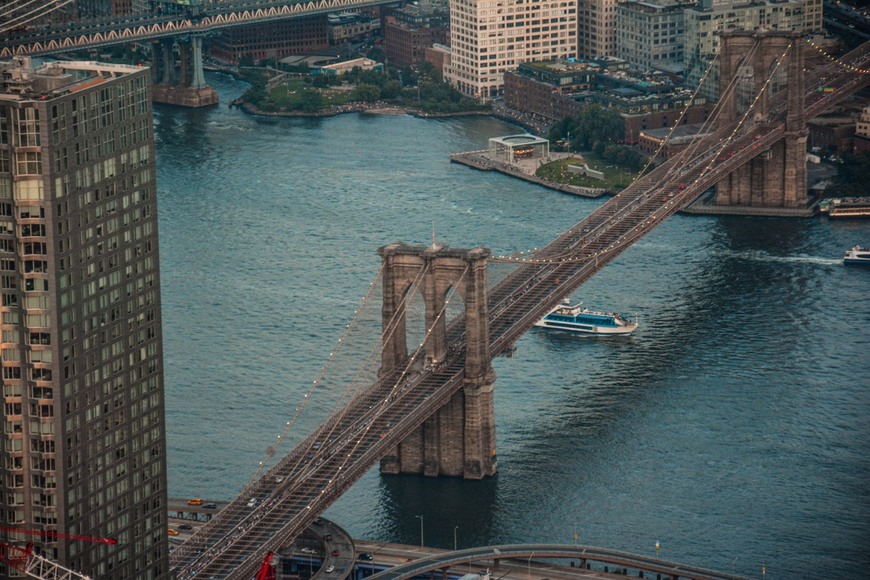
[
  {"x1": 255, "y1": 551, "x2": 277, "y2": 580},
  {"x1": 0, "y1": 525, "x2": 116, "y2": 580}
]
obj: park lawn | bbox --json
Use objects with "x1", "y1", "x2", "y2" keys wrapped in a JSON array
[
  {"x1": 536, "y1": 154, "x2": 638, "y2": 191},
  {"x1": 267, "y1": 80, "x2": 352, "y2": 109}
]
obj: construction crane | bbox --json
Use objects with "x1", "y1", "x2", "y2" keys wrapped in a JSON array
[
  {"x1": 0, "y1": 526, "x2": 116, "y2": 580},
  {"x1": 255, "y1": 551, "x2": 277, "y2": 580}
]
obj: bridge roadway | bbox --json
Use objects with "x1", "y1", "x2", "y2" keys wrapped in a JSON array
[
  {"x1": 167, "y1": 42, "x2": 870, "y2": 579},
  {"x1": 0, "y1": 0, "x2": 395, "y2": 58}
]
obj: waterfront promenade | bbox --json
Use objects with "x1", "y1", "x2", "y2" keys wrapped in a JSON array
[{"x1": 450, "y1": 150, "x2": 607, "y2": 199}]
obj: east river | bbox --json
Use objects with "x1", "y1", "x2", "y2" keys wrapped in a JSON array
[{"x1": 155, "y1": 73, "x2": 869, "y2": 578}]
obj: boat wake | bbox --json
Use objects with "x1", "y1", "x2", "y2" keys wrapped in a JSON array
[{"x1": 738, "y1": 251, "x2": 841, "y2": 266}]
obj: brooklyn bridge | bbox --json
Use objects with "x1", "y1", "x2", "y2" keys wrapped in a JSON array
[{"x1": 152, "y1": 35, "x2": 870, "y2": 579}]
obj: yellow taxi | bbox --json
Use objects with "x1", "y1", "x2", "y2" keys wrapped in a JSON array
[
  {"x1": 168, "y1": 529, "x2": 180, "y2": 536},
  {"x1": 187, "y1": 498, "x2": 203, "y2": 506}
]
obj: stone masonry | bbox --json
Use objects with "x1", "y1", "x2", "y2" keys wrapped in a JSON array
[
  {"x1": 715, "y1": 31, "x2": 808, "y2": 209},
  {"x1": 377, "y1": 243, "x2": 497, "y2": 479}
]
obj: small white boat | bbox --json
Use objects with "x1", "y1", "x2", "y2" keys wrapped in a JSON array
[
  {"x1": 843, "y1": 245, "x2": 870, "y2": 265},
  {"x1": 535, "y1": 299, "x2": 638, "y2": 335}
]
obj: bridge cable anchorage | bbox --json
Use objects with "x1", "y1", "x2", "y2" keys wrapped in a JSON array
[{"x1": 0, "y1": 0, "x2": 75, "y2": 34}]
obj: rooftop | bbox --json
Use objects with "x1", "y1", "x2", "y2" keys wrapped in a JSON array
[{"x1": 0, "y1": 56, "x2": 144, "y2": 100}]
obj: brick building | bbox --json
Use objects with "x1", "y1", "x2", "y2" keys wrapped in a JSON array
[{"x1": 210, "y1": 17, "x2": 329, "y2": 63}]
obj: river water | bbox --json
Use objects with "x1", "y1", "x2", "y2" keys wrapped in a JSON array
[{"x1": 155, "y1": 73, "x2": 870, "y2": 578}]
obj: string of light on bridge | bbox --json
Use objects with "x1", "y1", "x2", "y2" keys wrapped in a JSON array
[
  {"x1": 249, "y1": 263, "x2": 386, "y2": 482},
  {"x1": 805, "y1": 38, "x2": 870, "y2": 74}
]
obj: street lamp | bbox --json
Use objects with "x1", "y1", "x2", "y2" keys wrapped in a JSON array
[
  {"x1": 454, "y1": 526, "x2": 459, "y2": 551},
  {"x1": 527, "y1": 552, "x2": 533, "y2": 580},
  {"x1": 415, "y1": 515, "x2": 424, "y2": 547}
]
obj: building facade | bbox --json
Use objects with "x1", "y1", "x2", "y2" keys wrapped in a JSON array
[
  {"x1": 855, "y1": 105, "x2": 870, "y2": 154},
  {"x1": 616, "y1": 0, "x2": 687, "y2": 72},
  {"x1": 328, "y1": 12, "x2": 381, "y2": 44},
  {"x1": 504, "y1": 59, "x2": 712, "y2": 143},
  {"x1": 0, "y1": 58, "x2": 168, "y2": 579},
  {"x1": 444, "y1": 0, "x2": 577, "y2": 101},
  {"x1": 577, "y1": 0, "x2": 619, "y2": 59},
  {"x1": 684, "y1": 0, "x2": 824, "y2": 99},
  {"x1": 384, "y1": 4, "x2": 450, "y2": 68},
  {"x1": 210, "y1": 16, "x2": 329, "y2": 63}
]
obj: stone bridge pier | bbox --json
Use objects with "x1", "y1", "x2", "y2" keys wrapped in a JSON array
[
  {"x1": 378, "y1": 242, "x2": 497, "y2": 480},
  {"x1": 150, "y1": 34, "x2": 219, "y2": 107},
  {"x1": 715, "y1": 30, "x2": 808, "y2": 210}
]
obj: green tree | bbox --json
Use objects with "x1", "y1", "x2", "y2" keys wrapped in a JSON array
[
  {"x1": 353, "y1": 83, "x2": 381, "y2": 103},
  {"x1": 417, "y1": 61, "x2": 440, "y2": 82},
  {"x1": 299, "y1": 89, "x2": 325, "y2": 112},
  {"x1": 381, "y1": 79, "x2": 403, "y2": 100},
  {"x1": 553, "y1": 105, "x2": 624, "y2": 151},
  {"x1": 312, "y1": 73, "x2": 332, "y2": 88}
]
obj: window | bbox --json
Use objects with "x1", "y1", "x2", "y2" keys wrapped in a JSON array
[
  {"x1": 14, "y1": 151, "x2": 42, "y2": 175},
  {"x1": 14, "y1": 107, "x2": 40, "y2": 148}
]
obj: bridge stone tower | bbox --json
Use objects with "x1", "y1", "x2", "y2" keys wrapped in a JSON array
[
  {"x1": 715, "y1": 31, "x2": 808, "y2": 209},
  {"x1": 150, "y1": 35, "x2": 219, "y2": 107},
  {"x1": 377, "y1": 242, "x2": 497, "y2": 479}
]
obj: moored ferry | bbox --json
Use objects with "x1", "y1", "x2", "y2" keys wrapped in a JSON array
[
  {"x1": 820, "y1": 197, "x2": 870, "y2": 219},
  {"x1": 843, "y1": 245, "x2": 870, "y2": 265},
  {"x1": 535, "y1": 299, "x2": 638, "y2": 335}
]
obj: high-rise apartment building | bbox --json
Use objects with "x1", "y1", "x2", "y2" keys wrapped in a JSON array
[
  {"x1": 577, "y1": 0, "x2": 620, "y2": 59},
  {"x1": 444, "y1": 0, "x2": 578, "y2": 101},
  {"x1": 0, "y1": 57, "x2": 168, "y2": 579}
]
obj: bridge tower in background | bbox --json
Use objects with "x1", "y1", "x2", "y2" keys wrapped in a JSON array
[
  {"x1": 715, "y1": 30, "x2": 809, "y2": 211},
  {"x1": 377, "y1": 243, "x2": 497, "y2": 479},
  {"x1": 150, "y1": 35, "x2": 219, "y2": 107}
]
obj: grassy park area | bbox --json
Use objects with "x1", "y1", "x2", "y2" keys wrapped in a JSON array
[{"x1": 536, "y1": 155, "x2": 640, "y2": 192}]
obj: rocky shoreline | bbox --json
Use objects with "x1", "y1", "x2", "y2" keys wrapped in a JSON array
[{"x1": 229, "y1": 97, "x2": 546, "y2": 136}]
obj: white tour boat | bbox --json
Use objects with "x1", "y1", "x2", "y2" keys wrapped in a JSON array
[{"x1": 535, "y1": 299, "x2": 638, "y2": 335}]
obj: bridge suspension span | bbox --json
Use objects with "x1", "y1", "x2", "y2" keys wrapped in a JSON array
[{"x1": 163, "y1": 38, "x2": 870, "y2": 579}]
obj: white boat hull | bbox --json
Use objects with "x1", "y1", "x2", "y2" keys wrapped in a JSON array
[{"x1": 534, "y1": 318, "x2": 638, "y2": 335}]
